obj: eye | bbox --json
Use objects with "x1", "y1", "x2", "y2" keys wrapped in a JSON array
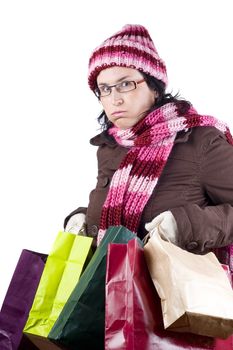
[
  {"x1": 120, "y1": 81, "x2": 131, "y2": 88},
  {"x1": 118, "y1": 81, "x2": 135, "y2": 92},
  {"x1": 99, "y1": 85, "x2": 111, "y2": 93}
]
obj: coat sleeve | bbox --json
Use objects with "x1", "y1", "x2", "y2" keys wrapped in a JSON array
[{"x1": 171, "y1": 131, "x2": 233, "y2": 253}]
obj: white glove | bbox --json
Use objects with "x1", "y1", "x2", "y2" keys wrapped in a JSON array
[
  {"x1": 65, "y1": 213, "x2": 86, "y2": 234},
  {"x1": 145, "y1": 211, "x2": 178, "y2": 244}
]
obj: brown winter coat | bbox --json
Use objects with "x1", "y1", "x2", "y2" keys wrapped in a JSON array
[{"x1": 65, "y1": 126, "x2": 233, "y2": 253}]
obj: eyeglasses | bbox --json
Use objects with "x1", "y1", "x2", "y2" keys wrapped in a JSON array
[{"x1": 94, "y1": 79, "x2": 145, "y2": 98}]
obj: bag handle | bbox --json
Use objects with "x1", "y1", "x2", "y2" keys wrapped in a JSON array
[{"x1": 143, "y1": 226, "x2": 170, "y2": 246}]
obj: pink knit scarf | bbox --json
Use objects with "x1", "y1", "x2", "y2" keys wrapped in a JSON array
[{"x1": 97, "y1": 102, "x2": 233, "y2": 245}]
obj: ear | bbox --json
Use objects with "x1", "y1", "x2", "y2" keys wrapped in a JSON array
[{"x1": 154, "y1": 90, "x2": 159, "y2": 102}]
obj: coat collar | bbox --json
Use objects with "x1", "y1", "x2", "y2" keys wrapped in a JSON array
[{"x1": 90, "y1": 131, "x2": 116, "y2": 147}]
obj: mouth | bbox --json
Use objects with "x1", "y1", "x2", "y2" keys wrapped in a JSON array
[{"x1": 111, "y1": 111, "x2": 126, "y2": 117}]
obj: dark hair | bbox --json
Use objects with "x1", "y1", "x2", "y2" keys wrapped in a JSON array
[{"x1": 96, "y1": 72, "x2": 191, "y2": 131}]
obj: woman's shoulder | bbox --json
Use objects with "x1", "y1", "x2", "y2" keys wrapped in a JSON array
[
  {"x1": 175, "y1": 126, "x2": 224, "y2": 147},
  {"x1": 190, "y1": 126, "x2": 228, "y2": 147},
  {"x1": 173, "y1": 126, "x2": 230, "y2": 162},
  {"x1": 89, "y1": 130, "x2": 116, "y2": 147}
]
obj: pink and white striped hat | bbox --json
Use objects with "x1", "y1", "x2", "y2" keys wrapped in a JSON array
[{"x1": 88, "y1": 24, "x2": 168, "y2": 91}]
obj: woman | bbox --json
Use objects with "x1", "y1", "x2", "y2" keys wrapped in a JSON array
[{"x1": 65, "y1": 24, "x2": 233, "y2": 261}]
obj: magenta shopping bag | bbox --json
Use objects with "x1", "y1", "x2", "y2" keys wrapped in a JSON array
[
  {"x1": 0, "y1": 249, "x2": 46, "y2": 350},
  {"x1": 214, "y1": 245, "x2": 233, "y2": 286},
  {"x1": 105, "y1": 239, "x2": 233, "y2": 350}
]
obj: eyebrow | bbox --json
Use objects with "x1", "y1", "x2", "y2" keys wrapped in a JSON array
[{"x1": 98, "y1": 75, "x2": 131, "y2": 86}]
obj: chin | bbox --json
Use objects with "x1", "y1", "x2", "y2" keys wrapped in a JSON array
[
  {"x1": 116, "y1": 124, "x2": 132, "y2": 130},
  {"x1": 115, "y1": 120, "x2": 136, "y2": 130}
]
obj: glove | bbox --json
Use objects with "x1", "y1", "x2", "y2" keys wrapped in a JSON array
[
  {"x1": 145, "y1": 210, "x2": 178, "y2": 244},
  {"x1": 65, "y1": 213, "x2": 86, "y2": 235}
]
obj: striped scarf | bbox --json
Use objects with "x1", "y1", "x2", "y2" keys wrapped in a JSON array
[{"x1": 97, "y1": 102, "x2": 233, "y2": 245}]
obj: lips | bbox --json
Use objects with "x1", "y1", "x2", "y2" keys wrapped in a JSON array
[{"x1": 111, "y1": 111, "x2": 126, "y2": 117}]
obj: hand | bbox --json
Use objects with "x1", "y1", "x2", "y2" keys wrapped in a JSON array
[
  {"x1": 65, "y1": 213, "x2": 86, "y2": 235},
  {"x1": 145, "y1": 211, "x2": 178, "y2": 244}
]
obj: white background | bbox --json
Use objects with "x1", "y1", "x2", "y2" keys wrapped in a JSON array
[{"x1": 0, "y1": 0, "x2": 232, "y2": 307}]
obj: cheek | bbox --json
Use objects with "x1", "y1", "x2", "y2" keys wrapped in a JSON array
[
  {"x1": 135, "y1": 90, "x2": 155, "y2": 110},
  {"x1": 134, "y1": 97, "x2": 154, "y2": 115},
  {"x1": 102, "y1": 105, "x2": 112, "y2": 119},
  {"x1": 145, "y1": 93, "x2": 156, "y2": 108},
  {"x1": 100, "y1": 100, "x2": 109, "y2": 112}
]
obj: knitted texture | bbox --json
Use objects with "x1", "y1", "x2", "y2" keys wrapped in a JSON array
[
  {"x1": 97, "y1": 103, "x2": 233, "y2": 245},
  {"x1": 88, "y1": 24, "x2": 167, "y2": 91}
]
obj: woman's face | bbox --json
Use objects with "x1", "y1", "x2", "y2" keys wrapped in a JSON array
[{"x1": 96, "y1": 66, "x2": 157, "y2": 130}]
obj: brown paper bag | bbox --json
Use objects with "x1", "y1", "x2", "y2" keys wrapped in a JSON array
[{"x1": 144, "y1": 230, "x2": 233, "y2": 339}]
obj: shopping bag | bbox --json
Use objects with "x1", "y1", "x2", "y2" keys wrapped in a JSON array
[
  {"x1": 105, "y1": 237, "x2": 232, "y2": 350},
  {"x1": 222, "y1": 264, "x2": 233, "y2": 286},
  {"x1": 19, "y1": 333, "x2": 68, "y2": 350},
  {"x1": 0, "y1": 329, "x2": 13, "y2": 350},
  {"x1": 105, "y1": 238, "x2": 158, "y2": 350},
  {"x1": 24, "y1": 231, "x2": 93, "y2": 337},
  {"x1": 49, "y1": 225, "x2": 138, "y2": 350},
  {"x1": 144, "y1": 230, "x2": 233, "y2": 339},
  {"x1": 214, "y1": 245, "x2": 233, "y2": 285},
  {"x1": 214, "y1": 244, "x2": 233, "y2": 271},
  {"x1": 0, "y1": 249, "x2": 46, "y2": 350}
]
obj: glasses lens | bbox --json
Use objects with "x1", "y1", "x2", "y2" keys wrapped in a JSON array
[
  {"x1": 117, "y1": 81, "x2": 136, "y2": 93},
  {"x1": 96, "y1": 81, "x2": 138, "y2": 97},
  {"x1": 99, "y1": 85, "x2": 112, "y2": 97}
]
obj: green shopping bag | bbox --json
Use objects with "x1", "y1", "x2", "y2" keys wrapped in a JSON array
[
  {"x1": 48, "y1": 226, "x2": 140, "y2": 350},
  {"x1": 23, "y1": 231, "x2": 93, "y2": 337}
]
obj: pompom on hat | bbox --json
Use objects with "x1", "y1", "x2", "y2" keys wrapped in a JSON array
[{"x1": 88, "y1": 24, "x2": 168, "y2": 91}]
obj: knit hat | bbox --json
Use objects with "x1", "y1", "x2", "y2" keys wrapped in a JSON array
[{"x1": 88, "y1": 24, "x2": 168, "y2": 91}]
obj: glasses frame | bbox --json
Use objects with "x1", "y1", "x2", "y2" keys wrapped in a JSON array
[{"x1": 94, "y1": 78, "x2": 145, "y2": 98}]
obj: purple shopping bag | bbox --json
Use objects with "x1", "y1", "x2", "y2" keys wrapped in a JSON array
[
  {"x1": 0, "y1": 329, "x2": 12, "y2": 350},
  {"x1": 0, "y1": 249, "x2": 47, "y2": 350}
]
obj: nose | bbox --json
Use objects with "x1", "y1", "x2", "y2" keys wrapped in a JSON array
[{"x1": 111, "y1": 88, "x2": 123, "y2": 105}]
